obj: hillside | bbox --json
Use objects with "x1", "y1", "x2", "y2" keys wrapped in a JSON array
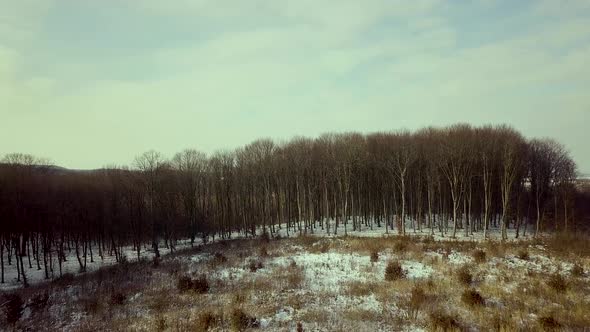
[{"x1": 1, "y1": 232, "x2": 589, "y2": 331}]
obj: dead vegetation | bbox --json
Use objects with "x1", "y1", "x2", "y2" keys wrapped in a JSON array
[
  {"x1": 1, "y1": 234, "x2": 589, "y2": 331},
  {"x1": 456, "y1": 265, "x2": 473, "y2": 286},
  {"x1": 385, "y1": 260, "x2": 405, "y2": 281}
]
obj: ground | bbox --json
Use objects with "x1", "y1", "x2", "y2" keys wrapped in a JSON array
[{"x1": 1, "y1": 229, "x2": 590, "y2": 331}]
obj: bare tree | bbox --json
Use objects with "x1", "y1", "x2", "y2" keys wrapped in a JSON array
[
  {"x1": 172, "y1": 149, "x2": 207, "y2": 245},
  {"x1": 497, "y1": 126, "x2": 526, "y2": 240},
  {"x1": 134, "y1": 150, "x2": 168, "y2": 258}
]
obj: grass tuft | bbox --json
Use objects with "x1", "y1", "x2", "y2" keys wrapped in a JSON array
[
  {"x1": 571, "y1": 263, "x2": 584, "y2": 277},
  {"x1": 385, "y1": 261, "x2": 405, "y2": 281},
  {"x1": 408, "y1": 284, "x2": 427, "y2": 319},
  {"x1": 538, "y1": 315, "x2": 561, "y2": 330},
  {"x1": 456, "y1": 266, "x2": 473, "y2": 286},
  {"x1": 370, "y1": 250, "x2": 379, "y2": 263},
  {"x1": 177, "y1": 275, "x2": 209, "y2": 294},
  {"x1": 460, "y1": 289, "x2": 485, "y2": 307},
  {"x1": 428, "y1": 309, "x2": 461, "y2": 331},
  {"x1": 517, "y1": 249, "x2": 530, "y2": 261},
  {"x1": 230, "y1": 307, "x2": 258, "y2": 331},
  {"x1": 471, "y1": 249, "x2": 486, "y2": 263},
  {"x1": 2, "y1": 293, "x2": 23, "y2": 324},
  {"x1": 248, "y1": 259, "x2": 264, "y2": 272},
  {"x1": 546, "y1": 274, "x2": 568, "y2": 292}
]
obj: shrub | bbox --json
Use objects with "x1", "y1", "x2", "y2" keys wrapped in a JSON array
[
  {"x1": 546, "y1": 274, "x2": 568, "y2": 292},
  {"x1": 460, "y1": 289, "x2": 485, "y2": 307},
  {"x1": 192, "y1": 276, "x2": 210, "y2": 294},
  {"x1": 178, "y1": 276, "x2": 193, "y2": 292},
  {"x1": 155, "y1": 316, "x2": 166, "y2": 332},
  {"x1": 79, "y1": 295, "x2": 102, "y2": 314},
  {"x1": 370, "y1": 251, "x2": 379, "y2": 263},
  {"x1": 385, "y1": 261, "x2": 405, "y2": 281},
  {"x1": 259, "y1": 231, "x2": 271, "y2": 243},
  {"x1": 393, "y1": 240, "x2": 407, "y2": 253},
  {"x1": 196, "y1": 311, "x2": 219, "y2": 331},
  {"x1": 248, "y1": 259, "x2": 264, "y2": 272},
  {"x1": 457, "y1": 266, "x2": 473, "y2": 286},
  {"x1": 233, "y1": 292, "x2": 248, "y2": 305},
  {"x1": 286, "y1": 267, "x2": 304, "y2": 289},
  {"x1": 177, "y1": 275, "x2": 209, "y2": 294},
  {"x1": 408, "y1": 285, "x2": 427, "y2": 319},
  {"x1": 110, "y1": 292, "x2": 127, "y2": 305},
  {"x1": 428, "y1": 310, "x2": 460, "y2": 331},
  {"x1": 214, "y1": 252, "x2": 228, "y2": 264},
  {"x1": 29, "y1": 291, "x2": 50, "y2": 311},
  {"x1": 148, "y1": 293, "x2": 171, "y2": 313},
  {"x1": 471, "y1": 249, "x2": 486, "y2": 264},
  {"x1": 164, "y1": 260, "x2": 182, "y2": 276},
  {"x1": 538, "y1": 315, "x2": 561, "y2": 330},
  {"x1": 53, "y1": 272, "x2": 75, "y2": 285},
  {"x1": 490, "y1": 312, "x2": 512, "y2": 331},
  {"x1": 230, "y1": 308, "x2": 258, "y2": 331},
  {"x1": 152, "y1": 256, "x2": 160, "y2": 268},
  {"x1": 3, "y1": 293, "x2": 23, "y2": 324},
  {"x1": 517, "y1": 249, "x2": 530, "y2": 261},
  {"x1": 571, "y1": 263, "x2": 584, "y2": 277},
  {"x1": 297, "y1": 322, "x2": 304, "y2": 332}
]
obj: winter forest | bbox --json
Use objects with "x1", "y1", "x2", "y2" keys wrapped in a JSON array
[
  {"x1": 1, "y1": 124, "x2": 589, "y2": 331},
  {"x1": 4, "y1": 0, "x2": 590, "y2": 330},
  {"x1": 0, "y1": 124, "x2": 581, "y2": 286}
]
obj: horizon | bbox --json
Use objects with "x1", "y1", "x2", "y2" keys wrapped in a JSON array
[{"x1": 1, "y1": 1, "x2": 589, "y2": 172}]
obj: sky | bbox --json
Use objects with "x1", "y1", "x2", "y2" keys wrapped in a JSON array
[{"x1": 1, "y1": 0, "x2": 589, "y2": 172}]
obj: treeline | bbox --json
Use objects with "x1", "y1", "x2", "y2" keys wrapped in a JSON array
[{"x1": 0, "y1": 124, "x2": 581, "y2": 286}]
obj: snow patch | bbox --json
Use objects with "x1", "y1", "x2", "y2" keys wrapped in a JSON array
[
  {"x1": 275, "y1": 306, "x2": 294, "y2": 323},
  {"x1": 402, "y1": 261, "x2": 433, "y2": 279},
  {"x1": 447, "y1": 251, "x2": 473, "y2": 265}
]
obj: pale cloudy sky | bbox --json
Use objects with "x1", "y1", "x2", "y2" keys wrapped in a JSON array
[{"x1": 1, "y1": 0, "x2": 589, "y2": 171}]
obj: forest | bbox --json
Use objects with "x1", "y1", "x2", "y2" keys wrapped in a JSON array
[{"x1": 0, "y1": 124, "x2": 584, "y2": 288}]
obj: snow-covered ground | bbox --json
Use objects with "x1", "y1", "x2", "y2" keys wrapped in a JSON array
[
  {"x1": 1, "y1": 233, "x2": 589, "y2": 331},
  {"x1": 0, "y1": 218, "x2": 537, "y2": 291}
]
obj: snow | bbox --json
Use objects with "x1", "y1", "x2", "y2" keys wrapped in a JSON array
[
  {"x1": 447, "y1": 251, "x2": 474, "y2": 265},
  {"x1": 274, "y1": 306, "x2": 295, "y2": 322},
  {"x1": 212, "y1": 267, "x2": 247, "y2": 281},
  {"x1": 0, "y1": 239, "x2": 197, "y2": 291},
  {"x1": 1, "y1": 217, "x2": 539, "y2": 291},
  {"x1": 329, "y1": 294, "x2": 383, "y2": 312},
  {"x1": 4, "y1": 226, "x2": 588, "y2": 332},
  {"x1": 401, "y1": 261, "x2": 433, "y2": 279}
]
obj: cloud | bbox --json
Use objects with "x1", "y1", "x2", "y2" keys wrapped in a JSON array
[{"x1": 0, "y1": 1, "x2": 589, "y2": 170}]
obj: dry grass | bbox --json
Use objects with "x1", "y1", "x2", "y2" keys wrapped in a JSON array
[
  {"x1": 571, "y1": 263, "x2": 584, "y2": 277},
  {"x1": 370, "y1": 250, "x2": 379, "y2": 263},
  {"x1": 229, "y1": 307, "x2": 258, "y2": 331},
  {"x1": 177, "y1": 275, "x2": 210, "y2": 294},
  {"x1": 344, "y1": 281, "x2": 379, "y2": 297},
  {"x1": 544, "y1": 233, "x2": 590, "y2": 257},
  {"x1": 407, "y1": 284, "x2": 428, "y2": 320},
  {"x1": 517, "y1": 249, "x2": 530, "y2": 260},
  {"x1": 456, "y1": 265, "x2": 473, "y2": 286},
  {"x1": 460, "y1": 289, "x2": 485, "y2": 307},
  {"x1": 385, "y1": 260, "x2": 405, "y2": 281},
  {"x1": 428, "y1": 309, "x2": 461, "y2": 331},
  {"x1": 4, "y1": 234, "x2": 590, "y2": 331},
  {"x1": 471, "y1": 249, "x2": 487, "y2": 263},
  {"x1": 538, "y1": 315, "x2": 561, "y2": 331},
  {"x1": 546, "y1": 274, "x2": 568, "y2": 293}
]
